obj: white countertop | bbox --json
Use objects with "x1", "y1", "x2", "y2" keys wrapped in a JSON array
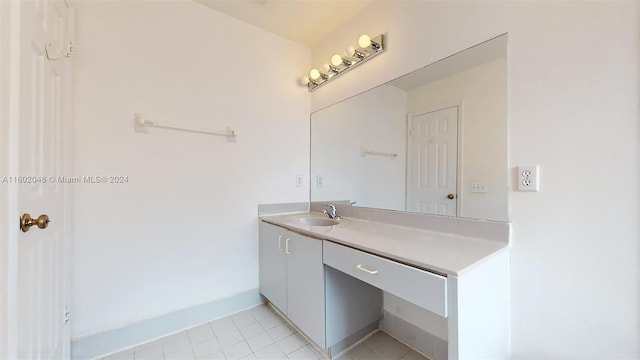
[{"x1": 260, "y1": 212, "x2": 508, "y2": 276}]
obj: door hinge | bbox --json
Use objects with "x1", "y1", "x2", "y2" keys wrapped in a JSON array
[
  {"x1": 65, "y1": 41, "x2": 75, "y2": 58},
  {"x1": 64, "y1": 305, "x2": 71, "y2": 325},
  {"x1": 45, "y1": 41, "x2": 75, "y2": 61}
]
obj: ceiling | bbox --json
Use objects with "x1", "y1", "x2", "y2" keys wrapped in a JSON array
[{"x1": 194, "y1": 0, "x2": 372, "y2": 47}]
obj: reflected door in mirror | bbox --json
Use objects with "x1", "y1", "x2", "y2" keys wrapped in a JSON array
[{"x1": 407, "y1": 106, "x2": 458, "y2": 215}]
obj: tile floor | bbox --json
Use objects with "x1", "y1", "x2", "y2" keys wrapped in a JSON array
[{"x1": 101, "y1": 304, "x2": 429, "y2": 360}]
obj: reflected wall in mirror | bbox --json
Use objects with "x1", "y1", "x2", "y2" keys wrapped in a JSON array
[{"x1": 311, "y1": 35, "x2": 508, "y2": 222}]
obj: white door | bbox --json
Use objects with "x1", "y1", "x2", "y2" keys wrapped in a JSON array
[
  {"x1": 2, "y1": 0, "x2": 71, "y2": 358},
  {"x1": 407, "y1": 106, "x2": 458, "y2": 216}
]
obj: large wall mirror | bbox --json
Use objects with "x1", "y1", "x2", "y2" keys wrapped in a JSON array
[{"x1": 311, "y1": 34, "x2": 508, "y2": 222}]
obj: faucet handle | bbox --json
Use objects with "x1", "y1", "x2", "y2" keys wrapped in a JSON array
[{"x1": 323, "y1": 203, "x2": 338, "y2": 219}]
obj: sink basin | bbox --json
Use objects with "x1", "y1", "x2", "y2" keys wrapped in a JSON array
[{"x1": 295, "y1": 217, "x2": 341, "y2": 227}]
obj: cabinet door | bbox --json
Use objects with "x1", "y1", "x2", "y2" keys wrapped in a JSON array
[
  {"x1": 259, "y1": 222, "x2": 287, "y2": 314},
  {"x1": 286, "y1": 232, "x2": 325, "y2": 348}
]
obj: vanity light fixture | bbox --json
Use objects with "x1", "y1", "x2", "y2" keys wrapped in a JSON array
[
  {"x1": 345, "y1": 45, "x2": 366, "y2": 60},
  {"x1": 358, "y1": 34, "x2": 372, "y2": 48},
  {"x1": 358, "y1": 34, "x2": 381, "y2": 51},
  {"x1": 321, "y1": 63, "x2": 339, "y2": 75},
  {"x1": 331, "y1": 54, "x2": 352, "y2": 68},
  {"x1": 302, "y1": 33, "x2": 385, "y2": 92}
]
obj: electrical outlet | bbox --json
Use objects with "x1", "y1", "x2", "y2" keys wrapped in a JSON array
[{"x1": 518, "y1": 165, "x2": 539, "y2": 192}]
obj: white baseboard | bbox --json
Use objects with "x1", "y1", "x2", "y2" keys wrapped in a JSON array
[{"x1": 71, "y1": 288, "x2": 263, "y2": 360}]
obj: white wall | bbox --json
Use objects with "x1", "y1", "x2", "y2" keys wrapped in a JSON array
[
  {"x1": 407, "y1": 58, "x2": 508, "y2": 222},
  {"x1": 311, "y1": 85, "x2": 407, "y2": 210},
  {"x1": 311, "y1": 1, "x2": 639, "y2": 358},
  {"x1": 71, "y1": 1, "x2": 310, "y2": 338}
]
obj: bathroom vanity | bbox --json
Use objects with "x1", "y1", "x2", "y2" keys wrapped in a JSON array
[
  {"x1": 262, "y1": 35, "x2": 511, "y2": 359},
  {"x1": 258, "y1": 205, "x2": 510, "y2": 360}
]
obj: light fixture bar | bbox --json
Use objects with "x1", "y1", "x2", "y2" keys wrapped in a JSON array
[{"x1": 306, "y1": 34, "x2": 385, "y2": 92}]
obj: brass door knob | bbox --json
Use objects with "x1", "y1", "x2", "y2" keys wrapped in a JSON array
[
  {"x1": 20, "y1": 213, "x2": 51, "y2": 232},
  {"x1": 447, "y1": 194, "x2": 455, "y2": 200}
]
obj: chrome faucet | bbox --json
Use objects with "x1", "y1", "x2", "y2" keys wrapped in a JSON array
[{"x1": 322, "y1": 203, "x2": 340, "y2": 220}]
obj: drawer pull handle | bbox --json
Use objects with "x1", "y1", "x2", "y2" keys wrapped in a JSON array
[
  {"x1": 356, "y1": 264, "x2": 378, "y2": 275},
  {"x1": 278, "y1": 235, "x2": 284, "y2": 251},
  {"x1": 285, "y1": 238, "x2": 291, "y2": 255}
]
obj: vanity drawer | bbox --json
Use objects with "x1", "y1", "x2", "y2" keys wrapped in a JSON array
[{"x1": 323, "y1": 240, "x2": 447, "y2": 317}]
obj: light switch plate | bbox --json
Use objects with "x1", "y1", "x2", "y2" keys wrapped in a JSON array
[
  {"x1": 296, "y1": 175, "x2": 303, "y2": 187},
  {"x1": 471, "y1": 183, "x2": 488, "y2": 193}
]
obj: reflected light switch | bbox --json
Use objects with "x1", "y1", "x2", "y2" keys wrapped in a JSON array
[{"x1": 471, "y1": 183, "x2": 488, "y2": 193}]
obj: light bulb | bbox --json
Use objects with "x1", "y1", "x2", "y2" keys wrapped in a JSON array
[
  {"x1": 345, "y1": 46, "x2": 356, "y2": 57},
  {"x1": 331, "y1": 54, "x2": 343, "y2": 66},
  {"x1": 309, "y1": 69, "x2": 320, "y2": 80},
  {"x1": 321, "y1": 63, "x2": 331, "y2": 73},
  {"x1": 300, "y1": 76, "x2": 310, "y2": 85},
  {"x1": 358, "y1": 34, "x2": 371, "y2": 48}
]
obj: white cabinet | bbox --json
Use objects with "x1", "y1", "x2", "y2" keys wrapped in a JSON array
[
  {"x1": 258, "y1": 221, "x2": 288, "y2": 313},
  {"x1": 259, "y1": 213, "x2": 508, "y2": 360},
  {"x1": 285, "y1": 231, "x2": 325, "y2": 347},
  {"x1": 258, "y1": 222, "x2": 325, "y2": 347}
]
